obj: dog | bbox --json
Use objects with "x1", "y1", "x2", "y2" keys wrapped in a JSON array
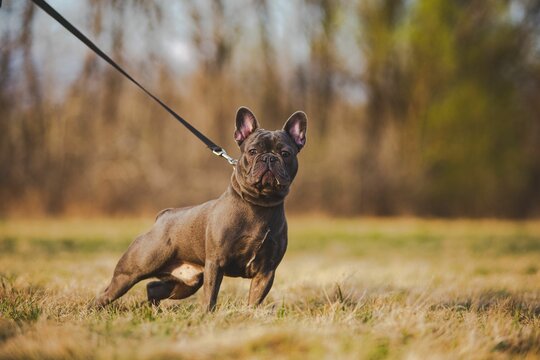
[{"x1": 94, "y1": 107, "x2": 307, "y2": 311}]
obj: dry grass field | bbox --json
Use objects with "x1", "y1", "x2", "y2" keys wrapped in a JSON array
[{"x1": 0, "y1": 217, "x2": 539, "y2": 359}]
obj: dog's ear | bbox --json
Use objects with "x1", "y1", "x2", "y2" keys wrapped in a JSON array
[
  {"x1": 234, "y1": 107, "x2": 259, "y2": 145},
  {"x1": 283, "y1": 111, "x2": 307, "y2": 151}
]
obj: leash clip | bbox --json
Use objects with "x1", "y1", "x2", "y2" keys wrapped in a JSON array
[{"x1": 213, "y1": 148, "x2": 238, "y2": 166}]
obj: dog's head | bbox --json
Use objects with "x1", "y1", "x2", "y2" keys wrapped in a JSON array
[{"x1": 231, "y1": 107, "x2": 307, "y2": 206}]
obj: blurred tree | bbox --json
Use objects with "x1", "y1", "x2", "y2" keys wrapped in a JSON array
[
  {"x1": 357, "y1": 0, "x2": 409, "y2": 215},
  {"x1": 357, "y1": 0, "x2": 540, "y2": 216},
  {"x1": 1, "y1": 0, "x2": 539, "y2": 217}
]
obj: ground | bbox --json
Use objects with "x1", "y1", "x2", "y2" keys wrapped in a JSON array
[{"x1": 0, "y1": 217, "x2": 539, "y2": 359}]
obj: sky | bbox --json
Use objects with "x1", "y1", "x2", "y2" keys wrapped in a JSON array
[{"x1": 0, "y1": 0, "x2": 365, "y2": 103}]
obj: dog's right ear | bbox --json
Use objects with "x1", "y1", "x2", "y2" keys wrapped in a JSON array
[{"x1": 234, "y1": 107, "x2": 259, "y2": 145}]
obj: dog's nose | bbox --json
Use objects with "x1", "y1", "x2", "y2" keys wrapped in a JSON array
[{"x1": 262, "y1": 154, "x2": 278, "y2": 163}]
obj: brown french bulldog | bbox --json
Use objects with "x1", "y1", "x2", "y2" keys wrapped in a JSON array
[{"x1": 94, "y1": 107, "x2": 307, "y2": 311}]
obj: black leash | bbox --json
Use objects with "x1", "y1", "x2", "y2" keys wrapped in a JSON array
[{"x1": 29, "y1": 0, "x2": 237, "y2": 166}]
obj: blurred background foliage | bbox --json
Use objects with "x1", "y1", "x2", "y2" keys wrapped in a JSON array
[{"x1": 0, "y1": 0, "x2": 539, "y2": 217}]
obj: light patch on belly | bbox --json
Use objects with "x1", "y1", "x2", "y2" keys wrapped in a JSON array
[{"x1": 171, "y1": 263, "x2": 203, "y2": 286}]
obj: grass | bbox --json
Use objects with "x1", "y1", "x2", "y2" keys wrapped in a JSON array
[{"x1": 0, "y1": 217, "x2": 539, "y2": 359}]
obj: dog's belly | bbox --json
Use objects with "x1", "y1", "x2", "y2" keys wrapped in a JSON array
[
  {"x1": 171, "y1": 263, "x2": 203, "y2": 286},
  {"x1": 159, "y1": 261, "x2": 203, "y2": 286}
]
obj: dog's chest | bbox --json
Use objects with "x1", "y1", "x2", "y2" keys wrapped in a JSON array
[{"x1": 224, "y1": 226, "x2": 281, "y2": 278}]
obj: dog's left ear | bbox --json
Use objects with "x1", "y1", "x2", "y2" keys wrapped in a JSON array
[
  {"x1": 235, "y1": 107, "x2": 259, "y2": 145},
  {"x1": 283, "y1": 111, "x2": 307, "y2": 151}
]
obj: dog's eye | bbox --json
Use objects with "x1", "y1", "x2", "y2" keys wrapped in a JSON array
[
  {"x1": 281, "y1": 151, "x2": 290, "y2": 158},
  {"x1": 248, "y1": 149, "x2": 257, "y2": 156}
]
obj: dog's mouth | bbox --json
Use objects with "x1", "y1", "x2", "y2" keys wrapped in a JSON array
[
  {"x1": 260, "y1": 170, "x2": 278, "y2": 188},
  {"x1": 252, "y1": 169, "x2": 289, "y2": 192},
  {"x1": 246, "y1": 154, "x2": 291, "y2": 193}
]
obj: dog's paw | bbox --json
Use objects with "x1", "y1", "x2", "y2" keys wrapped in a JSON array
[{"x1": 87, "y1": 298, "x2": 107, "y2": 311}]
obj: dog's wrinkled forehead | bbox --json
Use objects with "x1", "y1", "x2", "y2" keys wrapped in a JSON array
[{"x1": 244, "y1": 129, "x2": 296, "y2": 152}]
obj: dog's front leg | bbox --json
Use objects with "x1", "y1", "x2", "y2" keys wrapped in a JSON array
[
  {"x1": 203, "y1": 260, "x2": 223, "y2": 312},
  {"x1": 248, "y1": 270, "x2": 275, "y2": 306}
]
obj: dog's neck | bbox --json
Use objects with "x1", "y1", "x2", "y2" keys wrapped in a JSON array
[{"x1": 230, "y1": 170, "x2": 286, "y2": 208}]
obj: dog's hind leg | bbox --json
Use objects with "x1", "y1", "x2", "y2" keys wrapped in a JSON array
[
  {"x1": 147, "y1": 280, "x2": 175, "y2": 306},
  {"x1": 147, "y1": 279, "x2": 203, "y2": 305},
  {"x1": 94, "y1": 230, "x2": 174, "y2": 308},
  {"x1": 94, "y1": 271, "x2": 140, "y2": 308},
  {"x1": 147, "y1": 263, "x2": 204, "y2": 305}
]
